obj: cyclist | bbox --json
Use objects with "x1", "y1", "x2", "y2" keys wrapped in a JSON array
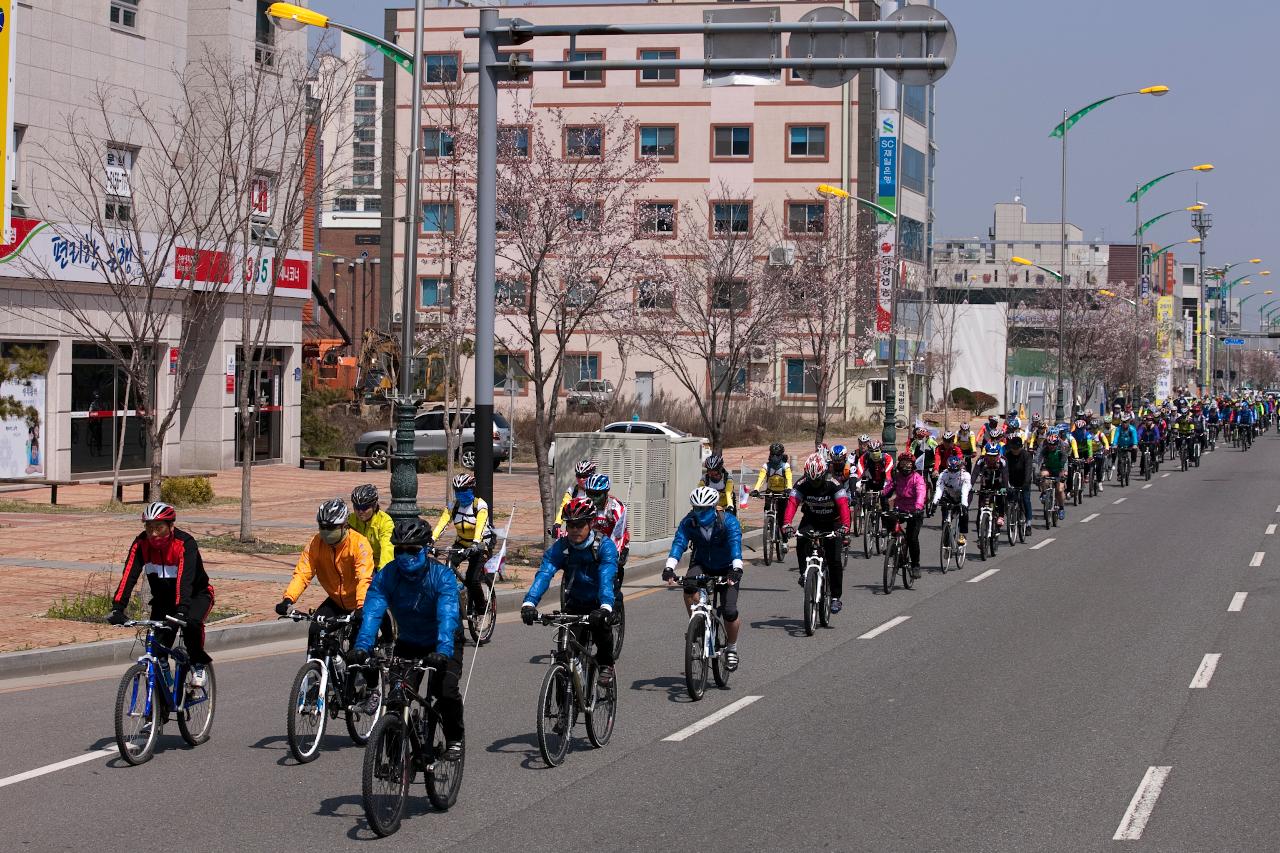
[
  {"x1": 883, "y1": 451, "x2": 927, "y2": 578},
  {"x1": 1069, "y1": 418, "x2": 1097, "y2": 494},
  {"x1": 1005, "y1": 416, "x2": 1025, "y2": 443},
  {"x1": 1036, "y1": 433, "x2": 1069, "y2": 520},
  {"x1": 552, "y1": 460, "x2": 597, "y2": 536},
  {"x1": 933, "y1": 430, "x2": 964, "y2": 474},
  {"x1": 1190, "y1": 403, "x2": 1208, "y2": 453},
  {"x1": 972, "y1": 443, "x2": 1009, "y2": 530},
  {"x1": 663, "y1": 486, "x2": 744, "y2": 670},
  {"x1": 1137, "y1": 415, "x2": 1162, "y2": 472},
  {"x1": 431, "y1": 473, "x2": 496, "y2": 624},
  {"x1": 910, "y1": 426, "x2": 937, "y2": 469},
  {"x1": 349, "y1": 484, "x2": 395, "y2": 571},
  {"x1": 1111, "y1": 412, "x2": 1139, "y2": 467},
  {"x1": 108, "y1": 502, "x2": 214, "y2": 680},
  {"x1": 956, "y1": 422, "x2": 979, "y2": 471},
  {"x1": 750, "y1": 442, "x2": 794, "y2": 524},
  {"x1": 523, "y1": 497, "x2": 618, "y2": 682},
  {"x1": 827, "y1": 444, "x2": 852, "y2": 487},
  {"x1": 781, "y1": 453, "x2": 851, "y2": 613},
  {"x1": 584, "y1": 473, "x2": 629, "y2": 561},
  {"x1": 977, "y1": 415, "x2": 1001, "y2": 446},
  {"x1": 932, "y1": 454, "x2": 971, "y2": 547},
  {"x1": 1004, "y1": 436, "x2": 1034, "y2": 538},
  {"x1": 699, "y1": 453, "x2": 737, "y2": 515},
  {"x1": 276, "y1": 498, "x2": 375, "y2": 659},
  {"x1": 349, "y1": 519, "x2": 465, "y2": 761},
  {"x1": 1172, "y1": 409, "x2": 1197, "y2": 461}
]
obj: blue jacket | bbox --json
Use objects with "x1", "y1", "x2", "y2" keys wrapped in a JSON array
[
  {"x1": 1237, "y1": 407, "x2": 1256, "y2": 424},
  {"x1": 1113, "y1": 424, "x2": 1138, "y2": 448},
  {"x1": 525, "y1": 534, "x2": 618, "y2": 610},
  {"x1": 354, "y1": 550, "x2": 461, "y2": 657},
  {"x1": 669, "y1": 510, "x2": 743, "y2": 574}
]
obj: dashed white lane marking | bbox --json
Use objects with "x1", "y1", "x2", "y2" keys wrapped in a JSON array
[
  {"x1": 967, "y1": 569, "x2": 999, "y2": 583},
  {"x1": 663, "y1": 696, "x2": 762, "y2": 742},
  {"x1": 858, "y1": 615, "x2": 911, "y2": 640},
  {"x1": 1229, "y1": 592, "x2": 1248, "y2": 612},
  {"x1": 0, "y1": 748, "x2": 117, "y2": 790},
  {"x1": 1275, "y1": 504, "x2": 1280, "y2": 513},
  {"x1": 1113, "y1": 497, "x2": 1127, "y2": 504},
  {"x1": 1267, "y1": 524, "x2": 1276, "y2": 535},
  {"x1": 1161, "y1": 472, "x2": 1171, "y2": 478},
  {"x1": 1251, "y1": 552, "x2": 1265, "y2": 567},
  {"x1": 1189, "y1": 654, "x2": 1222, "y2": 689},
  {"x1": 1081, "y1": 513, "x2": 1099, "y2": 523},
  {"x1": 1142, "y1": 484, "x2": 1153, "y2": 490},
  {"x1": 1113, "y1": 766, "x2": 1172, "y2": 840},
  {"x1": 1030, "y1": 538, "x2": 1055, "y2": 550}
]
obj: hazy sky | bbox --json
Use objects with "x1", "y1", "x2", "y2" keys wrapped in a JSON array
[{"x1": 310, "y1": 0, "x2": 1280, "y2": 328}]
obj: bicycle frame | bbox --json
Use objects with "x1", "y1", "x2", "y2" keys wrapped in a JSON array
[
  {"x1": 540, "y1": 614, "x2": 599, "y2": 712},
  {"x1": 128, "y1": 620, "x2": 193, "y2": 719}
]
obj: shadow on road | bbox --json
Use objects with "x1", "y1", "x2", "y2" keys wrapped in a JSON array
[
  {"x1": 749, "y1": 617, "x2": 807, "y2": 638},
  {"x1": 629, "y1": 675, "x2": 691, "y2": 703},
  {"x1": 250, "y1": 732, "x2": 351, "y2": 766},
  {"x1": 486, "y1": 731, "x2": 545, "y2": 769}
]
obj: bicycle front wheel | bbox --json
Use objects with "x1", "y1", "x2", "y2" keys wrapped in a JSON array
[
  {"x1": 685, "y1": 614, "x2": 710, "y2": 701},
  {"x1": 978, "y1": 514, "x2": 990, "y2": 561},
  {"x1": 468, "y1": 583, "x2": 497, "y2": 646},
  {"x1": 345, "y1": 676, "x2": 383, "y2": 746},
  {"x1": 536, "y1": 663, "x2": 573, "y2": 766},
  {"x1": 362, "y1": 714, "x2": 410, "y2": 837},
  {"x1": 802, "y1": 567, "x2": 818, "y2": 636},
  {"x1": 286, "y1": 661, "x2": 327, "y2": 764},
  {"x1": 762, "y1": 516, "x2": 774, "y2": 566},
  {"x1": 114, "y1": 661, "x2": 160, "y2": 766},
  {"x1": 938, "y1": 517, "x2": 951, "y2": 574},
  {"x1": 712, "y1": 617, "x2": 732, "y2": 688},
  {"x1": 610, "y1": 594, "x2": 627, "y2": 662},
  {"x1": 818, "y1": 569, "x2": 833, "y2": 628},
  {"x1": 882, "y1": 541, "x2": 897, "y2": 594},
  {"x1": 425, "y1": 713, "x2": 465, "y2": 810},
  {"x1": 177, "y1": 663, "x2": 216, "y2": 746}
]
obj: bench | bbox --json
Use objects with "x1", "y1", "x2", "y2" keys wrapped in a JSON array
[
  {"x1": 329, "y1": 454, "x2": 372, "y2": 472},
  {"x1": 0, "y1": 478, "x2": 80, "y2": 505},
  {"x1": 299, "y1": 455, "x2": 326, "y2": 470},
  {"x1": 91, "y1": 476, "x2": 152, "y2": 504}
]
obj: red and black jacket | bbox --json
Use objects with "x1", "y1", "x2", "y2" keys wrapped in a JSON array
[{"x1": 113, "y1": 527, "x2": 211, "y2": 609}]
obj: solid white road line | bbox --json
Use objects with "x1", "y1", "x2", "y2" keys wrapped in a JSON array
[
  {"x1": 1113, "y1": 497, "x2": 1127, "y2": 504},
  {"x1": 663, "y1": 696, "x2": 762, "y2": 742},
  {"x1": 1229, "y1": 592, "x2": 1248, "y2": 612},
  {"x1": 1081, "y1": 513, "x2": 1099, "y2": 523},
  {"x1": 1113, "y1": 766, "x2": 1172, "y2": 840},
  {"x1": 967, "y1": 569, "x2": 999, "y2": 583},
  {"x1": 1030, "y1": 538, "x2": 1055, "y2": 550},
  {"x1": 0, "y1": 748, "x2": 117, "y2": 790},
  {"x1": 1268, "y1": 524, "x2": 1277, "y2": 535},
  {"x1": 1275, "y1": 504, "x2": 1280, "y2": 513},
  {"x1": 1251, "y1": 552, "x2": 1265, "y2": 567},
  {"x1": 1142, "y1": 484, "x2": 1153, "y2": 490},
  {"x1": 858, "y1": 615, "x2": 911, "y2": 640},
  {"x1": 1189, "y1": 653, "x2": 1222, "y2": 689}
]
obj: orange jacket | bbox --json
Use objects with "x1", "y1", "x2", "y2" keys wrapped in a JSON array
[{"x1": 284, "y1": 530, "x2": 375, "y2": 610}]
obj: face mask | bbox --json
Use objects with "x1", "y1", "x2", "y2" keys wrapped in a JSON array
[
  {"x1": 397, "y1": 547, "x2": 427, "y2": 577},
  {"x1": 320, "y1": 527, "x2": 344, "y2": 546},
  {"x1": 569, "y1": 530, "x2": 596, "y2": 550},
  {"x1": 454, "y1": 490, "x2": 474, "y2": 506},
  {"x1": 148, "y1": 534, "x2": 173, "y2": 551},
  {"x1": 694, "y1": 508, "x2": 716, "y2": 526}
]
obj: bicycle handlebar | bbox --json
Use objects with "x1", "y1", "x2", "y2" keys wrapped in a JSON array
[
  {"x1": 681, "y1": 574, "x2": 735, "y2": 588},
  {"x1": 120, "y1": 616, "x2": 187, "y2": 628},
  {"x1": 528, "y1": 610, "x2": 617, "y2": 626},
  {"x1": 279, "y1": 609, "x2": 354, "y2": 625}
]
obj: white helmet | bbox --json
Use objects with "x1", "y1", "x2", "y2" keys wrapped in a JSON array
[{"x1": 690, "y1": 486, "x2": 720, "y2": 508}]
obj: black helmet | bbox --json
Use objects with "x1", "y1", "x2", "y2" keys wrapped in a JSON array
[
  {"x1": 704, "y1": 453, "x2": 724, "y2": 472},
  {"x1": 351, "y1": 484, "x2": 379, "y2": 509},
  {"x1": 768, "y1": 442, "x2": 784, "y2": 457},
  {"x1": 390, "y1": 518, "x2": 433, "y2": 548},
  {"x1": 316, "y1": 498, "x2": 350, "y2": 526}
]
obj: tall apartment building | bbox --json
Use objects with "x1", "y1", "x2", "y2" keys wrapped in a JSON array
[
  {"x1": 380, "y1": 0, "x2": 937, "y2": 426},
  {"x1": 0, "y1": 1, "x2": 310, "y2": 481}
]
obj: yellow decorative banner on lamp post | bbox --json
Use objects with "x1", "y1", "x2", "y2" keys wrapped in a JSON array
[
  {"x1": 0, "y1": 0, "x2": 14, "y2": 241},
  {"x1": 1155, "y1": 294, "x2": 1174, "y2": 359}
]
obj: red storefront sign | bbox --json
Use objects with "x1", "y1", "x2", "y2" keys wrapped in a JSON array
[
  {"x1": 275, "y1": 258, "x2": 308, "y2": 290},
  {"x1": 175, "y1": 246, "x2": 232, "y2": 283}
]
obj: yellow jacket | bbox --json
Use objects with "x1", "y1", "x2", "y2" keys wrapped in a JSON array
[
  {"x1": 349, "y1": 509, "x2": 395, "y2": 571},
  {"x1": 432, "y1": 497, "x2": 493, "y2": 547},
  {"x1": 285, "y1": 530, "x2": 375, "y2": 610},
  {"x1": 753, "y1": 459, "x2": 793, "y2": 493}
]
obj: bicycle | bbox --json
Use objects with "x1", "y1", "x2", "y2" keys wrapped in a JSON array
[
  {"x1": 1207, "y1": 422, "x2": 1218, "y2": 451},
  {"x1": 112, "y1": 617, "x2": 216, "y2": 766},
  {"x1": 881, "y1": 510, "x2": 916, "y2": 594},
  {"x1": 681, "y1": 574, "x2": 735, "y2": 700},
  {"x1": 975, "y1": 489, "x2": 1000, "y2": 560},
  {"x1": 796, "y1": 529, "x2": 841, "y2": 635},
  {"x1": 1241, "y1": 423, "x2": 1254, "y2": 451},
  {"x1": 1038, "y1": 477, "x2": 1060, "y2": 529},
  {"x1": 1177, "y1": 434, "x2": 1191, "y2": 471},
  {"x1": 861, "y1": 488, "x2": 885, "y2": 558},
  {"x1": 438, "y1": 544, "x2": 497, "y2": 646},
  {"x1": 523, "y1": 610, "x2": 617, "y2": 767},
  {"x1": 1087, "y1": 455, "x2": 1101, "y2": 498},
  {"x1": 756, "y1": 491, "x2": 789, "y2": 565},
  {"x1": 281, "y1": 609, "x2": 388, "y2": 763},
  {"x1": 1115, "y1": 448, "x2": 1131, "y2": 487},
  {"x1": 1068, "y1": 460, "x2": 1084, "y2": 506},
  {"x1": 938, "y1": 498, "x2": 966, "y2": 572},
  {"x1": 1006, "y1": 487, "x2": 1026, "y2": 545},
  {"x1": 361, "y1": 652, "x2": 465, "y2": 836},
  {"x1": 1139, "y1": 444, "x2": 1154, "y2": 481}
]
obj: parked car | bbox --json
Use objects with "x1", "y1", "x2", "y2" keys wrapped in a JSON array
[
  {"x1": 548, "y1": 420, "x2": 710, "y2": 469},
  {"x1": 355, "y1": 408, "x2": 513, "y2": 470},
  {"x1": 565, "y1": 379, "x2": 615, "y2": 411}
]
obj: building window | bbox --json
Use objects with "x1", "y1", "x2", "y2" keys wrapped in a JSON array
[
  {"x1": 254, "y1": 1, "x2": 275, "y2": 67},
  {"x1": 785, "y1": 358, "x2": 818, "y2": 396},
  {"x1": 903, "y1": 85, "x2": 927, "y2": 123},
  {"x1": 498, "y1": 125, "x2": 530, "y2": 159},
  {"x1": 497, "y1": 278, "x2": 527, "y2": 309},
  {"x1": 638, "y1": 125, "x2": 677, "y2": 160},
  {"x1": 786, "y1": 202, "x2": 825, "y2": 235},
  {"x1": 639, "y1": 202, "x2": 675, "y2": 237},
  {"x1": 712, "y1": 125, "x2": 752, "y2": 160},
  {"x1": 423, "y1": 52, "x2": 459, "y2": 85},
  {"x1": 565, "y1": 49, "x2": 605, "y2": 84},
  {"x1": 1183, "y1": 267, "x2": 1196, "y2": 285},
  {"x1": 567, "y1": 202, "x2": 603, "y2": 230},
  {"x1": 352, "y1": 174, "x2": 375, "y2": 188},
  {"x1": 787, "y1": 125, "x2": 827, "y2": 159},
  {"x1": 355, "y1": 128, "x2": 375, "y2": 143},
  {"x1": 562, "y1": 354, "x2": 600, "y2": 389},
  {"x1": 711, "y1": 357, "x2": 747, "y2": 394},
  {"x1": 354, "y1": 99, "x2": 377, "y2": 113},
  {"x1": 104, "y1": 145, "x2": 135, "y2": 223},
  {"x1": 422, "y1": 202, "x2": 456, "y2": 233},
  {"x1": 356, "y1": 83, "x2": 377, "y2": 98},
  {"x1": 868, "y1": 378, "x2": 888, "y2": 404},
  {"x1": 564, "y1": 125, "x2": 603, "y2": 158},
  {"x1": 110, "y1": 0, "x2": 138, "y2": 29},
  {"x1": 637, "y1": 279, "x2": 673, "y2": 310},
  {"x1": 900, "y1": 216, "x2": 925, "y2": 263},
  {"x1": 419, "y1": 277, "x2": 450, "y2": 308},
  {"x1": 638, "y1": 48, "x2": 677, "y2": 83},
  {"x1": 495, "y1": 353, "x2": 529, "y2": 391},
  {"x1": 352, "y1": 143, "x2": 376, "y2": 158},
  {"x1": 334, "y1": 197, "x2": 357, "y2": 212},
  {"x1": 901, "y1": 144, "x2": 926, "y2": 193},
  {"x1": 711, "y1": 201, "x2": 751, "y2": 237},
  {"x1": 711, "y1": 278, "x2": 749, "y2": 311},
  {"x1": 354, "y1": 114, "x2": 376, "y2": 129},
  {"x1": 363, "y1": 197, "x2": 381, "y2": 212},
  {"x1": 564, "y1": 279, "x2": 595, "y2": 308},
  {"x1": 496, "y1": 199, "x2": 527, "y2": 233},
  {"x1": 423, "y1": 127, "x2": 455, "y2": 159}
]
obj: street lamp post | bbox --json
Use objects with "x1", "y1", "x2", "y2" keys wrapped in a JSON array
[{"x1": 1191, "y1": 210, "x2": 1212, "y2": 392}]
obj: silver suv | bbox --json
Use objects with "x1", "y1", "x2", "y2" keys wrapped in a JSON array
[{"x1": 354, "y1": 408, "x2": 513, "y2": 470}]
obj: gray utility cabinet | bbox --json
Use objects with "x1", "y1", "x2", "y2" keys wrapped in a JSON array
[{"x1": 552, "y1": 432, "x2": 704, "y2": 556}]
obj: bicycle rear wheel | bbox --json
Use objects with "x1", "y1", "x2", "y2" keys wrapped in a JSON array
[
  {"x1": 610, "y1": 593, "x2": 627, "y2": 662},
  {"x1": 712, "y1": 618, "x2": 732, "y2": 687},
  {"x1": 286, "y1": 661, "x2": 327, "y2": 764},
  {"x1": 802, "y1": 567, "x2": 818, "y2": 636},
  {"x1": 684, "y1": 615, "x2": 709, "y2": 701},
  {"x1": 425, "y1": 713, "x2": 465, "y2": 810},
  {"x1": 586, "y1": 664, "x2": 618, "y2": 747},
  {"x1": 536, "y1": 662, "x2": 573, "y2": 766},
  {"x1": 362, "y1": 714, "x2": 409, "y2": 837},
  {"x1": 177, "y1": 663, "x2": 216, "y2": 746},
  {"x1": 819, "y1": 570, "x2": 833, "y2": 627},
  {"x1": 862, "y1": 514, "x2": 872, "y2": 559},
  {"x1": 1005, "y1": 505, "x2": 1016, "y2": 546},
  {"x1": 114, "y1": 661, "x2": 160, "y2": 766}
]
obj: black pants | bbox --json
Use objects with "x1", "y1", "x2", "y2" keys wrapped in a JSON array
[
  {"x1": 397, "y1": 634, "x2": 465, "y2": 741},
  {"x1": 147, "y1": 577, "x2": 213, "y2": 665},
  {"x1": 941, "y1": 500, "x2": 968, "y2": 534},
  {"x1": 308, "y1": 597, "x2": 357, "y2": 659},
  {"x1": 563, "y1": 597, "x2": 614, "y2": 668},
  {"x1": 684, "y1": 567, "x2": 743, "y2": 622},
  {"x1": 884, "y1": 513, "x2": 923, "y2": 567},
  {"x1": 796, "y1": 528, "x2": 845, "y2": 598},
  {"x1": 451, "y1": 548, "x2": 491, "y2": 615}
]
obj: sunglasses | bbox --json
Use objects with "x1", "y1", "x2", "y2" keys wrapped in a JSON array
[{"x1": 318, "y1": 523, "x2": 344, "y2": 531}]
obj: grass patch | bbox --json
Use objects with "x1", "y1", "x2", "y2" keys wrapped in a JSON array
[
  {"x1": 44, "y1": 572, "x2": 243, "y2": 623},
  {"x1": 201, "y1": 533, "x2": 299, "y2": 555}
]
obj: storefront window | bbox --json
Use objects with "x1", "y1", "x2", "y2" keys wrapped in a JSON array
[
  {"x1": 69, "y1": 343, "x2": 153, "y2": 475},
  {"x1": 233, "y1": 347, "x2": 287, "y2": 463}
]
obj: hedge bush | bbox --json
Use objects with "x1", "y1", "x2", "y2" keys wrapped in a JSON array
[{"x1": 161, "y1": 475, "x2": 215, "y2": 506}]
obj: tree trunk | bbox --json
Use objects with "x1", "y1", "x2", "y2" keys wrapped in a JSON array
[{"x1": 111, "y1": 372, "x2": 133, "y2": 502}]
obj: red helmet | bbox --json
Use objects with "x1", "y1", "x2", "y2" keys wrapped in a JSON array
[
  {"x1": 142, "y1": 502, "x2": 176, "y2": 523},
  {"x1": 563, "y1": 497, "x2": 596, "y2": 524},
  {"x1": 803, "y1": 452, "x2": 827, "y2": 480},
  {"x1": 897, "y1": 451, "x2": 915, "y2": 465}
]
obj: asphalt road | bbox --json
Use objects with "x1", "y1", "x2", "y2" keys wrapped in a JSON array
[{"x1": 1, "y1": 436, "x2": 1277, "y2": 852}]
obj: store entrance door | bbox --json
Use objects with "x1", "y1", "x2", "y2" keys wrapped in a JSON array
[{"x1": 233, "y1": 347, "x2": 284, "y2": 464}]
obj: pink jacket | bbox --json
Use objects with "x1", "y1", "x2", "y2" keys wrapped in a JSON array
[{"x1": 883, "y1": 470, "x2": 927, "y2": 513}]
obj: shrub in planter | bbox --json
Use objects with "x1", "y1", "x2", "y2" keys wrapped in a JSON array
[{"x1": 160, "y1": 475, "x2": 215, "y2": 506}]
